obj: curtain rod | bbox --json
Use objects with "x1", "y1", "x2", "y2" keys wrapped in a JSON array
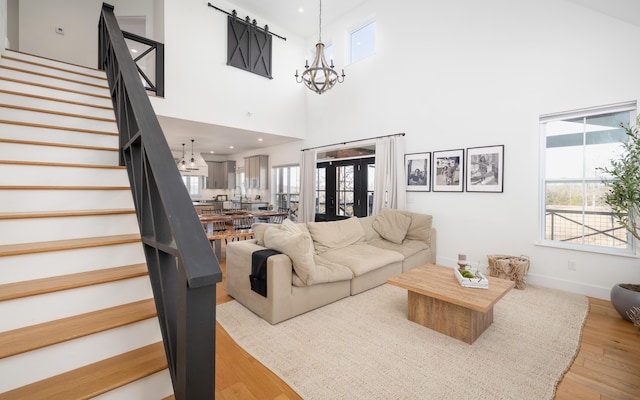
[
  {"x1": 207, "y1": 3, "x2": 287, "y2": 41},
  {"x1": 301, "y1": 133, "x2": 405, "y2": 152}
]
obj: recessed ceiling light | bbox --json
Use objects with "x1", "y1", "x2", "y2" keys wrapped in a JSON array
[
  {"x1": 131, "y1": 48, "x2": 138, "y2": 53},
  {"x1": 210, "y1": 150, "x2": 214, "y2": 154},
  {"x1": 298, "y1": 7, "x2": 304, "y2": 13},
  {"x1": 258, "y1": 138, "x2": 263, "y2": 142},
  {"x1": 229, "y1": 145, "x2": 234, "y2": 149}
]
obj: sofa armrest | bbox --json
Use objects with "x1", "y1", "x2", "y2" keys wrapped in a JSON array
[
  {"x1": 226, "y1": 240, "x2": 299, "y2": 322},
  {"x1": 429, "y1": 227, "x2": 436, "y2": 264}
]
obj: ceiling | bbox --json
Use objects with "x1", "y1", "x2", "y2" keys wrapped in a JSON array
[{"x1": 160, "y1": 0, "x2": 640, "y2": 164}]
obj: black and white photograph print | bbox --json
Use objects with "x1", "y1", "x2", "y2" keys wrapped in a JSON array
[
  {"x1": 466, "y1": 145, "x2": 504, "y2": 192},
  {"x1": 433, "y1": 149, "x2": 464, "y2": 192},
  {"x1": 405, "y1": 152, "x2": 431, "y2": 191}
]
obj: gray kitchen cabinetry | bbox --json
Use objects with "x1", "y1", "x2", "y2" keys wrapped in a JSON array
[
  {"x1": 243, "y1": 155, "x2": 269, "y2": 189},
  {"x1": 206, "y1": 161, "x2": 236, "y2": 189}
]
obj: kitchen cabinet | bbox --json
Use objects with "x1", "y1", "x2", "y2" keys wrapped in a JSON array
[
  {"x1": 206, "y1": 161, "x2": 236, "y2": 189},
  {"x1": 244, "y1": 155, "x2": 269, "y2": 189}
]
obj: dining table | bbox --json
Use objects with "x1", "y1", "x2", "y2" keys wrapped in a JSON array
[{"x1": 198, "y1": 211, "x2": 289, "y2": 259}]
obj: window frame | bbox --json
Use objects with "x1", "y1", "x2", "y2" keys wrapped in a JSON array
[
  {"x1": 181, "y1": 175, "x2": 205, "y2": 196},
  {"x1": 272, "y1": 164, "x2": 300, "y2": 222},
  {"x1": 349, "y1": 18, "x2": 376, "y2": 64},
  {"x1": 539, "y1": 101, "x2": 637, "y2": 256}
]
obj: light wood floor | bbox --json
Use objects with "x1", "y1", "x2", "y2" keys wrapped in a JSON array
[{"x1": 213, "y1": 244, "x2": 640, "y2": 400}]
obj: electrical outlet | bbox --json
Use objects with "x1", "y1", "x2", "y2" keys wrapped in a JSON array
[{"x1": 568, "y1": 260, "x2": 577, "y2": 271}]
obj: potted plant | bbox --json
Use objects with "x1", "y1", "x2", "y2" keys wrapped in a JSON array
[{"x1": 600, "y1": 114, "x2": 640, "y2": 321}]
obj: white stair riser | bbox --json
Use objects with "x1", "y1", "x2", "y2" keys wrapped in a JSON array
[
  {"x1": 0, "y1": 189, "x2": 135, "y2": 212},
  {"x1": 0, "y1": 78, "x2": 113, "y2": 108},
  {"x1": 92, "y1": 370, "x2": 173, "y2": 400},
  {"x1": 4, "y1": 50, "x2": 106, "y2": 79},
  {"x1": 0, "y1": 214, "x2": 140, "y2": 245},
  {"x1": 0, "y1": 242, "x2": 146, "y2": 284},
  {"x1": 0, "y1": 164, "x2": 129, "y2": 186},
  {"x1": 0, "y1": 122, "x2": 118, "y2": 148},
  {"x1": 0, "y1": 142, "x2": 118, "y2": 165},
  {"x1": 0, "y1": 67, "x2": 110, "y2": 97},
  {"x1": 0, "y1": 107, "x2": 117, "y2": 133},
  {"x1": 0, "y1": 276, "x2": 153, "y2": 331},
  {"x1": 0, "y1": 58, "x2": 108, "y2": 88},
  {"x1": 0, "y1": 91, "x2": 116, "y2": 120},
  {"x1": 0, "y1": 319, "x2": 162, "y2": 393}
]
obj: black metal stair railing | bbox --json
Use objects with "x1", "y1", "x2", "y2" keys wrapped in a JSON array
[
  {"x1": 98, "y1": 3, "x2": 221, "y2": 399},
  {"x1": 121, "y1": 29, "x2": 164, "y2": 97}
]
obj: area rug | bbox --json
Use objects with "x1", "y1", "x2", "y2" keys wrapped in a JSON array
[{"x1": 216, "y1": 284, "x2": 588, "y2": 400}]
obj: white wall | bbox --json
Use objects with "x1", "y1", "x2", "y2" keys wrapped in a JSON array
[
  {"x1": 148, "y1": 0, "x2": 307, "y2": 140},
  {"x1": 18, "y1": 0, "x2": 155, "y2": 68},
  {"x1": 0, "y1": 0, "x2": 7, "y2": 51},
  {"x1": 283, "y1": 0, "x2": 640, "y2": 299}
]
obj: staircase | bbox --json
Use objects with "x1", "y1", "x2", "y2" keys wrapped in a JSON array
[{"x1": 0, "y1": 49, "x2": 174, "y2": 399}]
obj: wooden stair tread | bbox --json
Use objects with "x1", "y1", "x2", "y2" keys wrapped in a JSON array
[
  {"x1": 0, "y1": 103, "x2": 116, "y2": 123},
  {"x1": 0, "y1": 342, "x2": 168, "y2": 400},
  {"x1": 0, "y1": 297, "x2": 156, "y2": 359},
  {"x1": 0, "y1": 77, "x2": 111, "y2": 100},
  {"x1": 0, "y1": 119, "x2": 118, "y2": 136},
  {"x1": 0, "y1": 234, "x2": 141, "y2": 257},
  {"x1": 2, "y1": 55, "x2": 107, "y2": 81},
  {"x1": 0, "y1": 263, "x2": 148, "y2": 302},
  {"x1": 0, "y1": 65, "x2": 109, "y2": 90},
  {"x1": 0, "y1": 209, "x2": 135, "y2": 220},
  {"x1": 0, "y1": 138, "x2": 117, "y2": 152},
  {"x1": 0, "y1": 89, "x2": 113, "y2": 110},
  {"x1": 0, "y1": 160, "x2": 125, "y2": 169},
  {"x1": 0, "y1": 185, "x2": 129, "y2": 190}
]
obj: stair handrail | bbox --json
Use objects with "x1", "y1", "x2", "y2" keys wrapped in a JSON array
[{"x1": 98, "y1": 3, "x2": 220, "y2": 399}]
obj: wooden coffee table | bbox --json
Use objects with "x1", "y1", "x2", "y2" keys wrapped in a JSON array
[{"x1": 387, "y1": 264, "x2": 515, "y2": 344}]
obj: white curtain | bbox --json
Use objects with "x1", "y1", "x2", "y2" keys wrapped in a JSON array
[
  {"x1": 298, "y1": 149, "x2": 317, "y2": 223},
  {"x1": 372, "y1": 135, "x2": 406, "y2": 214}
]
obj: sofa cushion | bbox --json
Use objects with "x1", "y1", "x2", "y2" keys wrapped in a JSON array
[
  {"x1": 372, "y1": 208, "x2": 412, "y2": 244},
  {"x1": 307, "y1": 217, "x2": 365, "y2": 253},
  {"x1": 358, "y1": 216, "x2": 383, "y2": 242},
  {"x1": 398, "y1": 210, "x2": 433, "y2": 244},
  {"x1": 264, "y1": 228, "x2": 316, "y2": 285},
  {"x1": 319, "y1": 243, "x2": 404, "y2": 277},
  {"x1": 252, "y1": 223, "x2": 281, "y2": 246},
  {"x1": 280, "y1": 218, "x2": 302, "y2": 234},
  {"x1": 291, "y1": 254, "x2": 354, "y2": 287},
  {"x1": 368, "y1": 238, "x2": 428, "y2": 258}
]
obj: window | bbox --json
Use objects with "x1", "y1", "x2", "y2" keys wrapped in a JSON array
[
  {"x1": 350, "y1": 20, "x2": 375, "y2": 63},
  {"x1": 273, "y1": 165, "x2": 300, "y2": 222},
  {"x1": 540, "y1": 102, "x2": 636, "y2": 253},
  {"x1": 181, "y1": 175, "x2": 204, "y2": 196}
]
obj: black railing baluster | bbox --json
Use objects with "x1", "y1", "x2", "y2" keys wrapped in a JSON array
[{"x1": 98, "y1": 3, "x2": 220, "y2": 399}]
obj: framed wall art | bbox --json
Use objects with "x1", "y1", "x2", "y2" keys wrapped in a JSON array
[
  {"x1": 432, "y1": 149, "x2": 464, "y2": 192},
  {"x1": 405, "y1": 152, "x2": 431, "y2": 191},
  {"x1": 466, "y1": 145, "x2": 504, "y2": 193}
]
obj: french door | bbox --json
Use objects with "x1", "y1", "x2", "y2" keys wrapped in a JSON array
[{"x1": 315, "y1": 157, "x2": 374, "y2": 221}]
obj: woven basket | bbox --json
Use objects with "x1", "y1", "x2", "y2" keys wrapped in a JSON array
[{"x1": 487, "y1": 254, "x2": 530, "y2": 289}]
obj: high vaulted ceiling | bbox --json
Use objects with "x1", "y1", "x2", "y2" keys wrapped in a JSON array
[{"x1": 163, "y1": 0, "x2": 640, "y2": 162}]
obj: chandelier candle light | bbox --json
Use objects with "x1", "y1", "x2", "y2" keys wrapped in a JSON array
[{"x1": 295, "y1": 0, "x2": 345, "y2": 94}]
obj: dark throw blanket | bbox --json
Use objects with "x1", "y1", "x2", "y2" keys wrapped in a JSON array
[{"x1": 250, "y1": 249, "x2": 281, "y2": 297}]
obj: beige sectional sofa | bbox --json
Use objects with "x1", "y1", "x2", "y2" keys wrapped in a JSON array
[{"x1": 225, "y1": 208, "x2": 436, "y2": 324}]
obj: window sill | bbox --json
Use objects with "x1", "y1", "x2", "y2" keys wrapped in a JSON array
[{"x1": 535, "y1": 240, "x2": 639, "y2": 258}]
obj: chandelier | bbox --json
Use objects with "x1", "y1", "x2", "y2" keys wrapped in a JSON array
[{"x1": 295, "y1": 0, "x2": 345, "y2": 94}]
